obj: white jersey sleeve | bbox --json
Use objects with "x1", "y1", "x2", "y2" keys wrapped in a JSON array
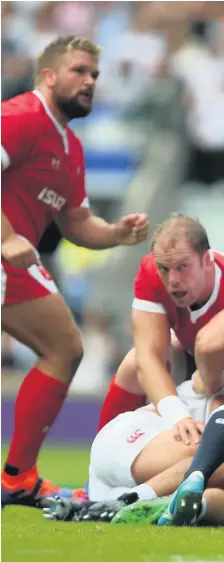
[{"x1": 176, "y1": 380, "x2": 224, "y2": 423}]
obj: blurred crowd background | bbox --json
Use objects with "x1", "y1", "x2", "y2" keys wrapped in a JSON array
[{"x1": 2, "y1": 1, "x2": 224, "y2": 397}]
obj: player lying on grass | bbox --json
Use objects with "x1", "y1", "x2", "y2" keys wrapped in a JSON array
[
  {"x1": 158, "y1": 403, "x2": 224, "y2": 526},
  {"x1": 97, "y1": 215, "x2": 224, "y2": 448},
  {"x1": 43, "y1": 373, "x2": 224, "y2": 525},
  {"x1": 44, "y1": 214, "x2": 224, "y2": 517}
]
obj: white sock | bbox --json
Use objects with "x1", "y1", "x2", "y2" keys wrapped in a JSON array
[
  {"x1": 131, "y1": 483, "x2": 157, "y2": 501},
  {"x1": 189, "y1": 471, "x2": 205, "y2": 480}
]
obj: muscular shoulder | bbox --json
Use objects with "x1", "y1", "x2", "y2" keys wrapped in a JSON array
[
  {"x1": 2, "y1": 92, "x2": 42, "y2": 125},
  {"x1": 1, "y1": 92, "x2": 44, "y2": 168}
]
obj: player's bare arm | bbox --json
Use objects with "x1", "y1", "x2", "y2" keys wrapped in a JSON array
[
  {"x1": 132, "y1": 310, "x2": 203, "y2": 445},
  {"x1": 195, "y1": 310, "x2": 224, "y2": 395},
  {"x1": 56, "y1": 206, "x2": 149, "y2": 249},
  {"x1": 2, "y1": 211, "x2": 16, "y2": 243},
  {"x1": 132, "y1": 309, "x2": 175, "y2": 403}
]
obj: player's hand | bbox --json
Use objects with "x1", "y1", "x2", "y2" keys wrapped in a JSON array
[
  {"x1": 115, "y1": 213, "x2": 149, "y2": 246},
  {"x1": 42, "y1": 496, "x2": 94, "y2": 522},
  {"x1": 172, "y1": 417, "x2": 205, "y2": 445},
  {"x1": 1, "y1": 234, "x2": 39, "y2": 269},
  {"x1": 79, "y1": 493, "x2": 138, "y2": 522},
  {"x1": 42, "y1": 493, "x2": 138, "y2": 523}
]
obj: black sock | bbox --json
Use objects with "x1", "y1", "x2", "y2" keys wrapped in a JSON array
[
  {"x1": 4, "y1": 463, "x2": 19, "y2": 476},
  {"x1": 184, "y1": 406, "x2": 224, "y2": 486}
]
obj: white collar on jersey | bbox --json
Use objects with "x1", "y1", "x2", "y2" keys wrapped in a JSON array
[
  {"x1": 189, "y1": 260, "x2": 222, "y2": 324},
  {"x1": 33, "y1": 89, "x2": 68, "y2": 153}
]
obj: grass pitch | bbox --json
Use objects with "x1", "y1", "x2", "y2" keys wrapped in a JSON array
[{"x1": 2, "y1": 445, "x2": 224, "y2": 562}]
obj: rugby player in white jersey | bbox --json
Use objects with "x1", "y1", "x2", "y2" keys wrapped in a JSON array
[{"x1": 43, "y1": 372, "x2": 224, "y2": 526}]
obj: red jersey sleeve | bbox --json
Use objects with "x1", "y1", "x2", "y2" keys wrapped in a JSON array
[
  {"x1": 69, "y1": 133, "x2": 89, "y2": 210},
  {"x1": 133, "y1": 254, "x2": 167, "y2": 314},
  {"x1": 1, "y1": 98, "x2": 37, "y2": 170}
]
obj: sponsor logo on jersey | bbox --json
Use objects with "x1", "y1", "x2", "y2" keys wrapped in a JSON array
[
  {"x1": 127, "y1": 429, "x2": 145, "y2": 444},
  {"x1": 38, "y1": 188, "x2": 66, "y2": 211}
]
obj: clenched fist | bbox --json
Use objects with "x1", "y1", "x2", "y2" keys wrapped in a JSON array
[
  {"x1": 1, "y1": 234, "x2": 39, "y2": 269},
  {"x1": 115, "y1": 213, "x2": 149, "y2": 246}
]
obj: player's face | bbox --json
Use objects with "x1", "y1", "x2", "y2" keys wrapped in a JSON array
[
  {"x1": 154, "y1": 239, "x2": 212, "y2": 308},
  {"x1": 51, "y1": 50, "x2": 99, "y2": 119}
]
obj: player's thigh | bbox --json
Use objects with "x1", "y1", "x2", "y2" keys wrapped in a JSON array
[
  {"x1": 131, "y1": 430, "x2": 198, "y2": 484},
  {"x1": 1, "y1": 293, "x2": 83, "y2": 359},
  {"x1": 208, "y1": 465, "x2": 224, "y2": 490}
]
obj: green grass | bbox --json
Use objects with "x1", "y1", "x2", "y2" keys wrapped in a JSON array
[
  {"x1": 1, "y1": 443, "x2": 90, "y2": 487},
  {"x1": 2, "y1": 445, "x2": 224, "y2": 562}
]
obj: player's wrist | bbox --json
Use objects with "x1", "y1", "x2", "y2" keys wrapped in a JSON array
[
  {"x1": 157, "y1": 395, "x2": 191, "y2": 425},
  {"x1": 3, "y1": 232, "x2": 18, "y2": 242},
  {"x1": 1, "y1": 233, "x2": 18, "y2": 253},
  {"x1": 110, "y1": 223, "x2": 120, "y2": 246}
]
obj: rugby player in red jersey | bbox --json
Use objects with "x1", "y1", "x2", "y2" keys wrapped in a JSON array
[
  {"x1": 98, "y1": 215, "x2": 224, "y2": 445},
  {"x1": 1, "y1": 35, "x2": 149, "y2": 508}
]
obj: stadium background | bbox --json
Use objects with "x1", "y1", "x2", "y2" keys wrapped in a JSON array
[{"x1": 2, "y1": 1, "x2": 224, "y2": 453}]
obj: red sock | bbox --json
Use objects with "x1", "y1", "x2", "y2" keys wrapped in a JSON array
[
  {"x1": 6, "y1": 368, "x2": 68, "y2": 474},
  {"x1": 97, "y1": 374, "x2": 146, "y2": 432}
]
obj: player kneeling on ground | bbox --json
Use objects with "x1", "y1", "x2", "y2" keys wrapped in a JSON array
[{"x1": 43, "y1": 373, "x2": 224, "y2": 525}]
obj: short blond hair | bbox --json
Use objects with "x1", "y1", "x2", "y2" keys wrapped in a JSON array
[{"x1": 34, "y1": 35, "x2": 101, "y2": 85}]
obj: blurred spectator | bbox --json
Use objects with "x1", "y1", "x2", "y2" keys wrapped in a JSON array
[
  {"x1": 1, "y1": 1, "x2": 33, "y2": 94},
  {"x1": 2, "y1": 1, "x2": 32, "y2": 57},
  {"x1": 97, "y1": 2, "x2": 167, "y2": 107},
  {"x1": 170, "y1": 19, "x2": 224, "y2": 184},
  {"x1": 56, "y1": 238, "x2": 110, "y2": 326},
  {"x1": 1, "y1": 332, "x2": 37, "y2": 372},
  {"x1": 1, "y1": 333, "x2": 15, "y2": 369},
  {"x1": 69, "y1": 311, "x2": 120, "y2": 395},
  {"x1": 53, "y1": 1, "x2": 96, "y2": 39},
  {"x1": 2, "y1": 60, "x2": 33, "y2": 101},
  {"x1": 22, "y1": 2, "x2": 59, "y2": 59},
  {"x1": 95, "y1": 1, "x2": 130, "y2": 49}
]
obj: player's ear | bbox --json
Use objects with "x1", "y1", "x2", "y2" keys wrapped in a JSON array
[
  {"x1": 203, "y1": 249, "x2": 214, "y2": 269},
  {"x1": 41, "y1": 68, "x2": 57, "y2": 88}
]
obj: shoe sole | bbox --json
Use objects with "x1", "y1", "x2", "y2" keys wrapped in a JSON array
[
  {"x1": 112, "y1": 499, "x2": 169, "y2": 525},
  {"x1": 172, "y1": 491, "x2": 202, "y2": 526}
]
